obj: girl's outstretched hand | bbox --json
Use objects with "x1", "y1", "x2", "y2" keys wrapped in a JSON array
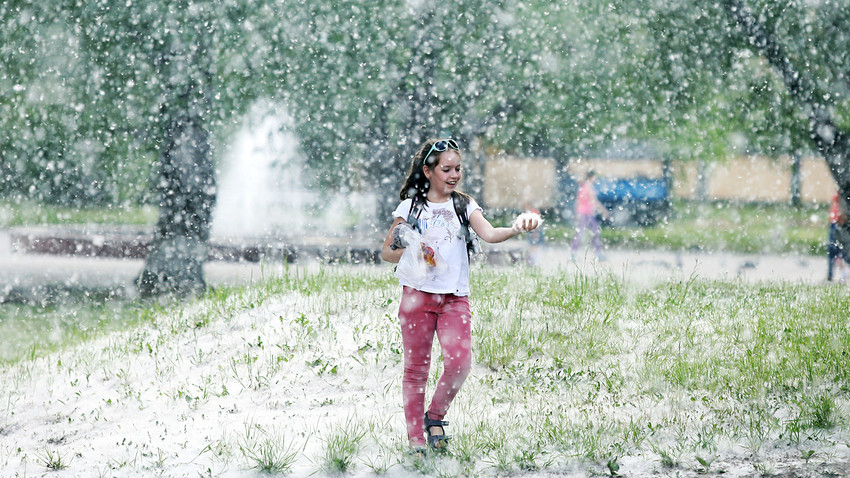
[{"x1": 512, "y1": 212, "x2": 542, "y2": 233}]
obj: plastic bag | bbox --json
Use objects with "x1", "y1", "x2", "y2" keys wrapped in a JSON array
[
  {"x1": 420, "y1": 228, "x2": 448, "y2": 276},
  {"x1": 394, "y1": 227, "x2": 427, "y2": 288},
  {"x1": 394, "y1": 227, "x2": 446, "y2": 288}
]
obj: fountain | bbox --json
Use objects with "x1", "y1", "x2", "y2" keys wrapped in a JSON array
[
  {"x1": 210, "y1": 101, "x2": 380, "y2": 263},
  {"x1": 10, "y1": 101, "x2": 381, "y2": 265},
  {"x1": 212, "y1": 102, "x2": 310, "y2": 239}
]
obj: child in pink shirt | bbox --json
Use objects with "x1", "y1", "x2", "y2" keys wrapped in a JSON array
[{"x1": 571, "y1": 170, "x2": 608, "y2": 259}]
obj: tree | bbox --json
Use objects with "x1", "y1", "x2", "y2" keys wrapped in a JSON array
[
  {"x1": 0, "y1": 3, "x2": 136, "y2": 206},
  {"x1": 271, "y1": 0, "x2": 564, "y2": 221},
  {"x1": 61, "y1": 1, "x2": 216, "y2": 296},
  {"x1": 7, "y1": 0, "x2": 850, "y2": 277},
  {"x1": 722, "y1": 0, "x2": 850, "y2": 249},
  {"x1": 61, "y1": 0, "x2": 285, "y2": 297},
  {"x1": 136, "y1": 41, "x2": 216, "y2": 297}
]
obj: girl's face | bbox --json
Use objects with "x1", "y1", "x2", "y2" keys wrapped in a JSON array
[{"x1": 423, "y1": 150, "x2": 462, "y2": 201}]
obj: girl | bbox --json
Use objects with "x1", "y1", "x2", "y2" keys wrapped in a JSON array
[{"x1": 381, "y1": 138, "x2": 539, "y2": 454}]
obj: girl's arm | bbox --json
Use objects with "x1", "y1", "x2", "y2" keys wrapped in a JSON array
[
  {"x1": 468, "y1": 209, "x2": 538, "y2": 244},
  {"x1": 381, "y1": 217, "x2": 407, "y2": 263}
]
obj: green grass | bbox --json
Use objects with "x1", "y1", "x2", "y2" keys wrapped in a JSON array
[
  {"x1": 0, "y1": 294, "x2": 162, "y2": 364},
  {"x1": 542, "y1": 200, "x2": 829, "y2": 255},
  {"x1": 465, "y1": 268, "x2": 850, "y2": 473},
  {"x1": 34, "y1": 448, "x2": 70, "y2": 471},
  {"x1": 3, "y1": 265, "x2": 850, "y2": 476},
  {"x1": 317, "y1": 416, "x2": 366, "y2": 473},
  {"x1": 236, "y1": 422, "x2": 300, "y2": 474},
  {"x1": 0, "y1": 199, "x2": 157, "y2": 227},
  {"x1": 471, "y1": 268, "x2": 850, "y2": 397},
  {"x1": 0, "y1": 266, "x2": 397, "y2": 365}
]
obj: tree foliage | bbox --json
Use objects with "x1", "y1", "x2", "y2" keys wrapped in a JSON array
[{"x1": 2, "y1": 0, "x2": 849, "y2": 209}]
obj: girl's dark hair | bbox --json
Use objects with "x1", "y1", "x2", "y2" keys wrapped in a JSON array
[{"x1": 399, "y1": 138, "x2": 463, "y2": 203}]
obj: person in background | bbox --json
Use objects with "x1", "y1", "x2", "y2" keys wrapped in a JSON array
[
  {"x1": 381, "y1": 138, "x2": 540, "y2": 457},
  {"x1": 570, "y1": 170, "x2": 609, "y2": 260},
  {"x1": 827, "y1": 190, "x2": 848, "y2": 282}
]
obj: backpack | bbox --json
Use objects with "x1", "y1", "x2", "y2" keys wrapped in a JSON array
[{"x1": 407, "y1": 192, "x2": 481, "y2": 260}]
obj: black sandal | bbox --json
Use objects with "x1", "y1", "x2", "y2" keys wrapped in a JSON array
[{"x1": 424, "y1": 412, "x2": 451, "y2": 450}]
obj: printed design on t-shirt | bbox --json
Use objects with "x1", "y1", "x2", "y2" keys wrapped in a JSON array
[
  {"x1": 416, "y1": 206, "x2": 460, "y2": 271},
  {"x1": 420, "y1": 207, "x2": 460, "y2": 242}
]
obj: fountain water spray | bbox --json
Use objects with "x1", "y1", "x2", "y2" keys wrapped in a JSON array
[
  {"x1": 211, "y1": 101, "x2": 379, "y2": 262},
  {"x1": 212, "y1": 102, "x2": 311, "y2": 240}
]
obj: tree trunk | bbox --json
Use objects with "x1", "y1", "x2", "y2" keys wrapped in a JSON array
[
  {"x1": 724, "y1": 0, "x2": 850, "y2": 249},
  {"x1": 137, "y1": 97, "x2": 216, "y2": 298}
]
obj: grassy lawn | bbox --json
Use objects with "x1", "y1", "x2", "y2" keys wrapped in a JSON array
[
  {"x1": 0, "y1": 198, "x2": 839, "y2": 474},
  {"x1": 0, "y1": 200, "x2": 157, "y2": 228},
  {"x1": 543, "y1": 200, "x2": 829, "y2": 255},
  {"x1": 1, "y1": 266, "x2": 849, "y2": 476},
  {"x1": 0, "y1": 293, "x2": 161, "y2": 364}
]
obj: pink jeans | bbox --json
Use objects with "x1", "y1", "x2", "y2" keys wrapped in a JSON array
[{"x1": 399, "y1": 286, "x2": 473, "y2": 446}]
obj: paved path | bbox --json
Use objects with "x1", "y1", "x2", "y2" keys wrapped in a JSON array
[
  {"x1": 0, "y1": 230, "x2": 296, "y2": 301},
  {"x1": 0, "y1": 230, "x2": 836, "y2": 301}
]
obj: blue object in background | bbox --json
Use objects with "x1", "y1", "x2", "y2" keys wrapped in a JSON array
[{"x1": 594, "y1": 177, "x2": 670, "y2": 226}]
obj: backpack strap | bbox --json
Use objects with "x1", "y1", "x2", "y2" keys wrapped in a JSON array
[
  {"x1": 452, "y1": 192, "x2": 470, "y2": 230},
  {"x1": 407, "y1": 197, "x2": 426, "y2": 232},
  {"x1": 452, "y1": 192, "x2": 476, "y2": 259}
]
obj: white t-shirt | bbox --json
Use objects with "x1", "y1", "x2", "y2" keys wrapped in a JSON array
[{"x1": 392, "y1": 196, "x2": 482, "y2": 296}]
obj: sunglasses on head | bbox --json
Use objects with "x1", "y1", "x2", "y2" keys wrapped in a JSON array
[{"x1": 423, "y1": 139, "x2": 460, "y2": 165}]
